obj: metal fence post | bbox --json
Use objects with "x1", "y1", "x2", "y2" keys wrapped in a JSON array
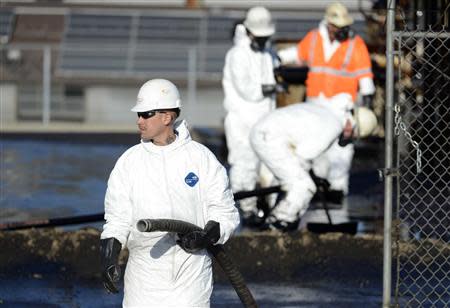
[
  {"x1": 383, "y1": 0, "x2": 396, "y2": 307},
  {"x1": 42, "y1": 45, "x2": 51, "y2": 125}
]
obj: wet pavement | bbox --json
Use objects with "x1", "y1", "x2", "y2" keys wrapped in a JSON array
[{"x1": 1, "y1": 139, "x2": 129, "y2": 221}]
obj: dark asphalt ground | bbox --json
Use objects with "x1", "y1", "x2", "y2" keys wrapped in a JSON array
[{"x1": 0, "y1": 275, "x2": 383, "y2": 308}]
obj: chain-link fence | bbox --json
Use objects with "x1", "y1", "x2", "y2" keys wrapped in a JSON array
[{"x1": 390, "y1": 25, "x2": 450, "y2": 307}]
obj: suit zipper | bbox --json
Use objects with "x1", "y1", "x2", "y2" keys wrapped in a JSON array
[{"x1": 162, "y1": 151, "x2": 176, "y2": 282}]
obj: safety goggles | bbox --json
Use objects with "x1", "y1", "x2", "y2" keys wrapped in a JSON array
[{"x1": 137, "y1": 110, "x2": 166, "y2": 119}]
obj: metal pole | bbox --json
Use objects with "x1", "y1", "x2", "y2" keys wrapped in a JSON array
[
  {"x1": 126, "y1": 13, "x2": 139, "y2": 72},
  {"x1": 42, "y1": 45, "x2": 51, "y2": 125},
  {"x1": 383, "y1": 0, "x2": 396, "y2": 307},
  {"x1": 188, "y1": 47, "x2": 197, "y2": 106}
]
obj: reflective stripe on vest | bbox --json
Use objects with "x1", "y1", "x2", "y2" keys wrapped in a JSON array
[
  {"x1": 309, "y1": 66, "x2": 372, "y2": 78},
  {"x1": 342, "y1": 38, "x2": 355, "y2": 69}
]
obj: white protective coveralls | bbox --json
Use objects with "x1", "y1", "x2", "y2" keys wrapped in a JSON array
[
  {"x1": 277, "y1": 20, "x2": 375, "y2": 194},
  {"x1": 101, "y1": 120, "x2": 240, "y2": 308},
  {"x1": 222, "y1": 24, "x2": 276, "y2": 213},
  {"x1": 250, "y1": 97, "x2": 353, "y2": 223}
]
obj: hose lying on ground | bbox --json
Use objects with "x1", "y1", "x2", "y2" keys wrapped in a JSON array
[
  {"x1": 137, "y1": 218, "x2": 257, "y2": 308},
  {"x1": 0, "y1": 213, "x2": 104, "y2": 231},
  {"x1": 233, "y1": 185, "x2": 281, "y2": 201},
  {"x1": 0, "y1": 186, "x2": 281, "y2": 231}
]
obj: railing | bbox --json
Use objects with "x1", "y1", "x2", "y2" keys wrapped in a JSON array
[{"x1": 0, "y1": 43, "x2": 224, "y2": 124}]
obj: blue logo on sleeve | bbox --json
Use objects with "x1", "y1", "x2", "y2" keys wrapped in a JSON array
[{"x1": 185, "y1": 172, "x2": 199, "y2": 187}]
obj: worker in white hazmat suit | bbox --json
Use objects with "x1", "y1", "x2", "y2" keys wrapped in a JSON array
[
  {"x1": 250, "y1": 102, "x2": 377, "y2": 232},
  {"x1": 250, "y1": 2, "x2": 376, "y2": 232},
  {"x1": 222, "y1": 6, "x2": 279, "y2": 226},
  {"x1": 100, "y1": 79, "x2": 240, "y2": 307}
]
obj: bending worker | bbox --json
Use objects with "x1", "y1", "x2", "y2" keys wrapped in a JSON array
[
  {"x1": 100, "y1": 79, "x2": 240, "y2": 307},
  {"x1": 222, "y1": 6, "x2": 279, "y2": 226},
  {"x1": 250, "y1": 2, "x2": 375, "y2": 232}
]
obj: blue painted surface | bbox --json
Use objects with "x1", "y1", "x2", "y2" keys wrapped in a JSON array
[{"x1": 1, "y1": 140, "x2": 128, "y2": 223}]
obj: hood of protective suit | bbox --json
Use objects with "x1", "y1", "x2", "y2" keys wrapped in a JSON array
[{"x1": 233, "y1": 24, "x2": 250, "y2": 46}]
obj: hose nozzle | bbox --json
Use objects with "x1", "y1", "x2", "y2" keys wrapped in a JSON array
[{"x1": 137, "y1": 219, "x2": 152, "y2": 232}]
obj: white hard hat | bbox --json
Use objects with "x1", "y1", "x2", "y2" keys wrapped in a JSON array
[
  {"x1": 131, "y1": 79, "x2": 181, "y2": 112},
  {"x1": 243, "y1": 6, "x2": 275, "y2": 37},
  {"x1": 325, "y1": 2, "x2": 354, "y2": 28},
  {"x1": 354, "y1": 106, "x2": 377, "y2": 138}
]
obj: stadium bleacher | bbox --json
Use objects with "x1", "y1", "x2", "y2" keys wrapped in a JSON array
[
  {"x1": 0, "y1": 8, "x2": 15, "y2": 44},
  {"x1": 2, "y1": 4, "x2": 368, "y2": 80},
  {"x1": 57, "y1": 9, "x2": 366, "y2": 79}
]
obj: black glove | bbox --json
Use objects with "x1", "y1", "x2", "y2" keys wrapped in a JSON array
[
  {"x1": 177, "y1": 220, "x2": 220, "y2": 254},
  {"x1": 262, "y1": 84, "x2": 276, "y2": 96},
  {"x1": 262, "y1": 83, "x2": 288, "y2": 97},
  {"x1": 100, "y1": 237, "x2": 122, "y2": 294},
  {"x1": 362, "y1": 95, "x2": 374, "y2": 109},
  {"x1": 338, "y1": 132, "x2": 353, "y2": 147}
]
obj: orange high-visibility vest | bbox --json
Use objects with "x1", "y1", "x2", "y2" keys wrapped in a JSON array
[{"x1": 297, "y1": 29, "x2": 373, "y2": 101}]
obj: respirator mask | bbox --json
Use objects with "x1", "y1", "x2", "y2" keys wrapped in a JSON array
[
  {"x1": 247, "y1": 30, "x2": 270, "y2": 52},
  {"x1": 334, "y1": 26, "x2": 353, "y2": 42}
]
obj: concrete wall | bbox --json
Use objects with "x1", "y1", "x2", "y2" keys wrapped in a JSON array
[
  {"x1": 84, "y1": 86, "x2": 137, "y2": 124},
  {"x1": 180, "y1": 87, "x2": 225, "y2": 129},
  {"x1": 84, "y1": 85, "x2": 226, "y2": 128},
  {"x1": 0, "y1": 83, "x2": 18, "y2": 124},
  {"x1": 0, "y1": 83, "x2": 225, "y2": 129}
]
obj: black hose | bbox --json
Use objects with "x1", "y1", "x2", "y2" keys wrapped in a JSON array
[
  {"x1": 234, "y1": 185, "x2": 281, "y2": 201},
  {"x1": 0, "y1": 213, "x2": 104, "y2": 231},
  {"x1": 0, "y1": 186, "x2": 282, "y2": 231},
  {"x1": 137, "y1": 219, "x2": 257, "y2": 308}
]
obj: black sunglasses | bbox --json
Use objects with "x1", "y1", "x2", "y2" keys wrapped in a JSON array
[{"x1": 137, "y1": 110, "x2": 166, "y2": 119}]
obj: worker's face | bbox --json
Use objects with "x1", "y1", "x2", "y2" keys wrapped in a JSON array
[{"x1": 136, "y1": 110, "x2": 169, "y2": 142}]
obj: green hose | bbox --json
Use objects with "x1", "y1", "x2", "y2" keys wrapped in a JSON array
[{"x1": 137, "y1": 219, "x2": 257, "y2": 308}]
